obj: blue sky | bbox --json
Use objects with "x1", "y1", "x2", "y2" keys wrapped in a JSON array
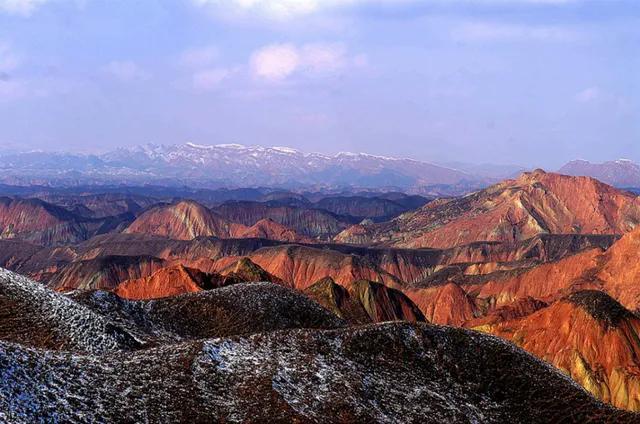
[{"x1": 0, "y1": 0, "x2": 638, "y2": 167}]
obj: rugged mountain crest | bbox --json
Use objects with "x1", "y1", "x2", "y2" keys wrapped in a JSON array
[
  {"x1": 218, "y1": 257, "x2": 284, "y2": 284},
  {"x1": 0, "y1": 143, "x2": 483, "y2": 191},
  {"x1": 566, "y1": 290, "x2": 635, "y2": 329},
  {"x1": 336, "y1": 171, "x2": 640, "y2": 248},
  {"x1": 305, "y1": 277, "x2": 425, "y2": 324},
  {"x1": 215, "y1": 245, "x2": 404, "y2": 290}
]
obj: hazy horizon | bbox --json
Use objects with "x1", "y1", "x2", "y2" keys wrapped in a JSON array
[{"x1": 1, "y1": 0, "x2": 638, "y2": 168}]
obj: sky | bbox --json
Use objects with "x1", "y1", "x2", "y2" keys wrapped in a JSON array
[{"x1": 0, "y1": 0, "x2": 638, "y2": 168}]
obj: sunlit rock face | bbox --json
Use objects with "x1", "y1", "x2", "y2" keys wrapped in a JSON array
[
  {"x1": 336, "y1": 171, "x2": 640, "y2": 249},
  {"x1": 124, "y1": 200, "x2": 247, "y2": 240},
  {"x1": 483, "y1": 291, "x2": 640, "y2": 411}
]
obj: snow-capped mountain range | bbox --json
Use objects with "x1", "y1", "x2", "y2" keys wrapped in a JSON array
[
  {"x1": 0, "y1": 143, "x2": 486, "y2": 192},
  {"x1": 558, "y1": 159, "x2": 640, "y2": 188},
  {"x1": 2, "y1": 143, "x2": 639, "y2": 192}
]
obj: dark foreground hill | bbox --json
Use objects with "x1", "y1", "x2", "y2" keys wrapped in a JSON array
[{"x1": 0, "y1": 268, "x2": 636, "y2": 423}]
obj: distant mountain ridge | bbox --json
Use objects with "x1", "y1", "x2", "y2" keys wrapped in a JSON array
[
  {"x1": 7, "y1": 143, "x2": 639, "y2": 193},
  {"x1": 0, "y1": 143, "x2": 488, "y2": 193},
  {"x1": 559, "y1": 159, "x2": 640, "y2": 188}
]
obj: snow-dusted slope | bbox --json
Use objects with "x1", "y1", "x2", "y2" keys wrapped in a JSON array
[
  {"x1": 71, "y1": 282, "x2": 346, "y2": 340},
  {"x1": 0, "y1": 268, "x2": 142, "y2": 353},
  {"x1": 0, "y1": 268, "x2": 636, "y2": 422},
  {"x1": 1, "y1": 322, "x2": 636, "y2": 423}
]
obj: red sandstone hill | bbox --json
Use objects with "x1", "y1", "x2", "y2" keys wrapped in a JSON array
[
  {"x1": 383, "y1": 227, "x2": 640, "y2": 411},
  {"x1": 0, "y1": 239, "x2": 43, "y2": 270},
  {"x1": 405, "y1": 282, "x2": 478, "y2": 326},
  {"x1": 212, "y1": 201, "x2": 351, "y2": 239},
  {"x1": 0, "y1": 197, "x2": 140, "y2": 246},
  {"x1": 114, "y1": 264, "x2": 235, "y2": 300},
  {"x1": 211, "y1": 245, "x2": 404, "y2": 291},
  {"x1": 115, "y1": 260, "x2": 422, "y2": 318},
  {"x1": 1, "y1": 231, "x2": 617, "y2": 307},
  {"x1": 208, "y1": 234, "x2": 617, "y2": 293},
  {"x1": 233, "y1": 218, "x2": 313, "y2": 243},
  {"x1": 0, "y1": 197, "x2": 83, "y2": 245},
  {"x1": 453, "y1": 226, "x2": 640, "y2": 314},
  {"x1": 48, "y1": 255, "x2": 167, "y2": 291},
  {"x1": 124, "y1": 200, "x2": 247, "y2": 240},
  {"x1": 124, "y1": 200, "x2": 311, "y2": 244},
  {"x1": 335, "y1": 170, "x2": 640, "y2": 249},
  {"x1": 482, "y1": 291, "x2": 640, "y2": 411},
  {"x1": 304, "y1": 277, "x2": 425, "y2": 324},
  {"x1": 383, "y1": 226, "x2": 640, "y2": 329},
  {"x1": 0, "y1": 197, "x2": 129, "y2": 246},
  {"x1": 47, "y1": 251, "x2": 283, "y2": 297},
  {"x1": 403, "y1": 232, "x2": 634, "y2": 328},
  {"x1": 68, "y1": 233, "x2": 281, "y2": 263},
  {"x1": 217, "y1": 257, "x2": 284, "y2": 285},
  {"x1": 3, "y1": 227, "x2": 610, "y2": 297}
]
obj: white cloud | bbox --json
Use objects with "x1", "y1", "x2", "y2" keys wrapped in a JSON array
[
  {"x1": 452, "y1": 22, "x2": 582, "y2": 42},
  {"x1": 576, "y1": 86, "x2": 601, "y2": 103},
  {"x1": 192, "y1": 67, "x2": 233, "y2": 90},
  {"x1": 250, "y1": 42, "x2": 361, "y2": 81},
  {"x1": 180, "y1": 46, "x2": 220, "y2": 68},
  {"x1": 250, "y1": 43, "x2": 300, "y2": 80},
  {"x1": 103, "y1": 61, "x2": 149, "y2": 82},
  {"x1": 0, "y1": 0, "x2": 50, "y2": 16}
]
